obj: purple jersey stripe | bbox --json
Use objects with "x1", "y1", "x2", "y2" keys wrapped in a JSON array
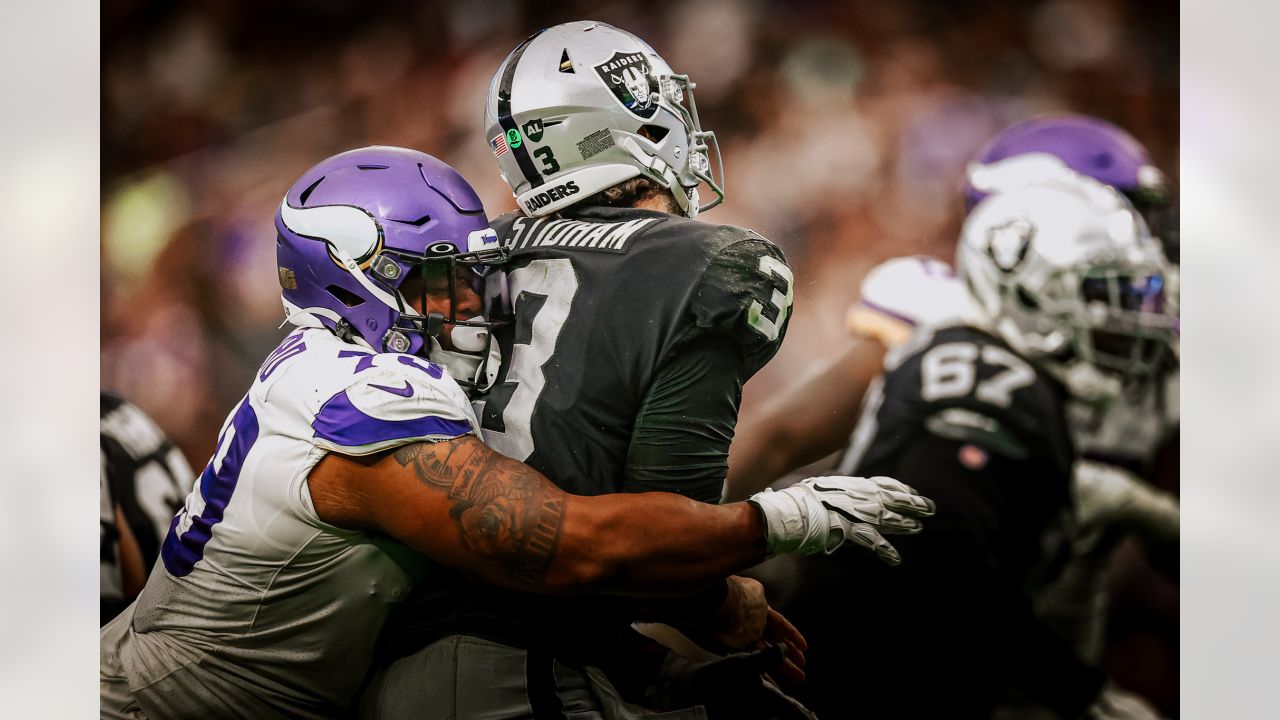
[
  {"x1": 312, "y1": 390, "x2": 472, "y2": 448},
  {"x1": 162, "y1": 398, "x2": 260, "y2": 577},
  {"x1": 857, "y1": 298, "x2": 920, "y2": 327}
]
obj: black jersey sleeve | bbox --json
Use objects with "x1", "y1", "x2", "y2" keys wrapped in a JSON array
[
  {"x1": 622, "y1": 334, "x2": 747, "y2": 503},
  {"x1": 685, "y1": 234, "x2": 793, "y2": 378}
]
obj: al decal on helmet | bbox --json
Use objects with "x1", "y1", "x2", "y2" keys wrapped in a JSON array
[{"x1": 594, "y1": 51, "x2": 658, "y2": 119}]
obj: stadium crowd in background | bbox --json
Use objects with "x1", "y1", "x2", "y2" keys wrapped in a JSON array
[
  {"x1": 101, "y1": 0, "x2": 1178, "y2": 714},
  {"x1": 101, "y1": 0, "x2": 1177, "y2": 465}
]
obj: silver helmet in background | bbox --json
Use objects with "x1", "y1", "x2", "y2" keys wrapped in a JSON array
[
  {"x1": 484, "y1": 21, "x2": 724, "y2": 219},
  {"x1": 956, "y1": 175, "x2": 1177, "y2": 403}
]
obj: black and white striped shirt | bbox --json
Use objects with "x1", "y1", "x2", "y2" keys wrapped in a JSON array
[{"x1": 100, "y1": 392, "x2": 193, "y2": 625}]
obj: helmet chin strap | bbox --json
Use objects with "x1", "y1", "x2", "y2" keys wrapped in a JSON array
[{"x1": 427, "y1": 337, "x2": 501, "y2": 394}]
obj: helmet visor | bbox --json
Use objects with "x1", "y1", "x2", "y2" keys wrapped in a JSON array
[{"x1": 1078, "y1": 269, "x2": 1176, "y2": 377}]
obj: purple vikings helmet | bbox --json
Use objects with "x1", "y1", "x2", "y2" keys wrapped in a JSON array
[
  {"x1": 963, "y1": 115, "x2": 1177, "y2": 261},
  {"x1": 274, "y1": 146, "x2": 507, "y2": 366}
]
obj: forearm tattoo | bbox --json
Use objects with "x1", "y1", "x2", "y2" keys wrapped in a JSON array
[{"x1": 393, "y1": 439, "x2": 565, "y2": 587}]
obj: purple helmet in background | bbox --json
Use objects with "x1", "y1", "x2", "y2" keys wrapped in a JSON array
[
  {"x1": 275, "y1": 146, "x2": 505, "y2": 357},
  {"x1": 963, "y1": 115, "x2": 1177, "y2": 260}
]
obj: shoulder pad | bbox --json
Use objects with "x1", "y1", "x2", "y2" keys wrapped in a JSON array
[
  {"x1": 689, "y1": 235, "x2": 793, "y2": 373},
  {"x1": 849, "y1": 256, "x2": 976, "y2": 348},
  {"x1": 311, "y1": 353, "x2": 476, "y2": 455}
]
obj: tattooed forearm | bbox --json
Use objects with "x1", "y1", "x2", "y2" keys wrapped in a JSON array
[{"x1": 393, "y1": 439, "x2": 566, "y2": 587}]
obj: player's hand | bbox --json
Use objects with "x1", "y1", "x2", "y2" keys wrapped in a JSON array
[
  {"x1": 685, "y1": 644, "x2": 818, "y2": 720},
  {"x1": 1073, "y1": 460, "x2": 1179, "y2": 541},
  {"x1": 682, "y1": 578, "x2": 806, "y2": 683},
  {"x1": 1086, "y1": 680, "x2": 1166, "y2": 719},
  {"x1": 747, "y1": 476, "x2": 935, "y2": 562},
  {"x1": 759, "y1": 607, "x2": 807, "y2": 684},
  {"x1": 701, "y1": 576, "x2": 769, "y2": 652}
]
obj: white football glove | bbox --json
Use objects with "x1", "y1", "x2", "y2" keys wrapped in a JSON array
[{"x1": 747, "y1": 476, "x2": 935, "y2": 563}]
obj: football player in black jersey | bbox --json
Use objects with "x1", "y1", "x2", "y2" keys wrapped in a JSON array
[
  {"x1": 781, "y1": 177, "x2": 1177, "y2": 719},
  {"x1": 362, "y1": 21, "x2": 931, "y2": 720}
]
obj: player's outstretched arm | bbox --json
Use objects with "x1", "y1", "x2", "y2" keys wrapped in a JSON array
[{"x1": 308, "y1": 435, "x2": 933, "y2": 595}]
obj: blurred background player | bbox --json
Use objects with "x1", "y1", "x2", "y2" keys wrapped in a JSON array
[
  {"x1": 783, "y1": 177, "x2": 1176, "y2": 718},
  {"x1": 100, "y1": 392, "x2": 194, "y2": 625},
  {"x1": 727, "y1": 112, "x2": 1178, "y2": 504},
  {"x1": 100, "y1": 145, "x2": 931, "y2": 720},
  {"x1": 726, "y1": 113, "x2": 1180, "y2": 715},
  {"x1": 964, "y1": 114, "x2": 1178, "y2": 264}
]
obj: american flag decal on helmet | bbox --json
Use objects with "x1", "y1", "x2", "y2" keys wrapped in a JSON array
[{"x1": 490, "y1": 133, "x2": 510, "y2": 158}]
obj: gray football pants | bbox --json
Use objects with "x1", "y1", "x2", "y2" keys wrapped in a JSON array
[{"x1": 358, "y1": 634, "x2": 706, "y2": 720}]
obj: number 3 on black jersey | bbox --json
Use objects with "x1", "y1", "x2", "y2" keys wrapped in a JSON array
[{"x1": 746, "y1": 255, "x2": 794, "y2": 341}]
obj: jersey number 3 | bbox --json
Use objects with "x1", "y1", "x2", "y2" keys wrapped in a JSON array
[
  {"x1": 747, "y1": 255, "x2": 794, "y2": 341},
  {"x1": 480, "y1": 258, "x2": 579, "y2": 461}
]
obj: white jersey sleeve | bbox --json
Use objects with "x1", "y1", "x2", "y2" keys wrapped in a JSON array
[
  {"x1": 847, "y1": 256, "x2": 978, "y2": 348},
  {"x1": 309, "y1": 351, "x2": 477, "y2": 456}
]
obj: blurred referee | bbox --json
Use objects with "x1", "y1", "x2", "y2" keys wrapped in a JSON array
[{"x1": 100, "y1": 392, "x2": 192, "y2": 625}]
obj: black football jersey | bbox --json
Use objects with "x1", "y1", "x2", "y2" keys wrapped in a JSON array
[
  {"x1": 839, "y1": 323, "x2": 1075, "y2": 577},
  {"x1": 783, "y1": 325, "x2": 1094, "y2": 718},
  {"x1": 382, "y1": 205, "x2": 794, "y2": 661},
  {"x1": 479, "y1": 204, "x2": 792, "y2": 500}
]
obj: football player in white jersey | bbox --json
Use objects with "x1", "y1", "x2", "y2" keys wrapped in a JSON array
[{"x1": 99, "y1": 146, "x2": 934, "y2": 720}]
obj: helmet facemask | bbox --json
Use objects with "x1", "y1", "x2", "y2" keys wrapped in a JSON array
[
  {"x1": 652, "y1": 73, "x2": 725, "y2": 217},
  {"x1": 377, "y1": 239, "x2": 511, "y2": 395},
  {"x1": 991, "y1": 258, "x2": 1176, "y2": 403}
]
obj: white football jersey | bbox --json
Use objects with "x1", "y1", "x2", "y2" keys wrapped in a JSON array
[
  {"x1": 845, "y1": 255, "x2": 978, "y2": 347},
  {"x1": 849, "y1": 255, "x2": 1177, "y2": 465},
  {"x1": 101, "y1": 327, "x2": 478, "y2": 719}
]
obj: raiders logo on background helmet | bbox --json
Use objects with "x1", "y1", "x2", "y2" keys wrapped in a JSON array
[
  {"x1": 986, "y1": 218, "x2": 1034, "y2": 273},
  {"x1": 594, "y1": 51, "x2": 658, "y2": 119}
]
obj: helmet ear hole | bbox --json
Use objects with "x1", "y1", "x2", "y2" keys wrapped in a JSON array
[
  {"x1": 639, "y1": 125, "x2": 670, "y2": 143},
  {"x1": 1015, "y1": 285, "x2": 1040, "y2": 310},
  {"x1": 326, "y1": 285, "x2": 366, "y2": 308}
]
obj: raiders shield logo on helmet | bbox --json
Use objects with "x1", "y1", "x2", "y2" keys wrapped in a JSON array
[
  {"x1": 986, "y1": 218, "x2": 1034, "y2": 273},
  {"x1": 594, "y1": 51, "x2": 658, "y2": 119}
]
